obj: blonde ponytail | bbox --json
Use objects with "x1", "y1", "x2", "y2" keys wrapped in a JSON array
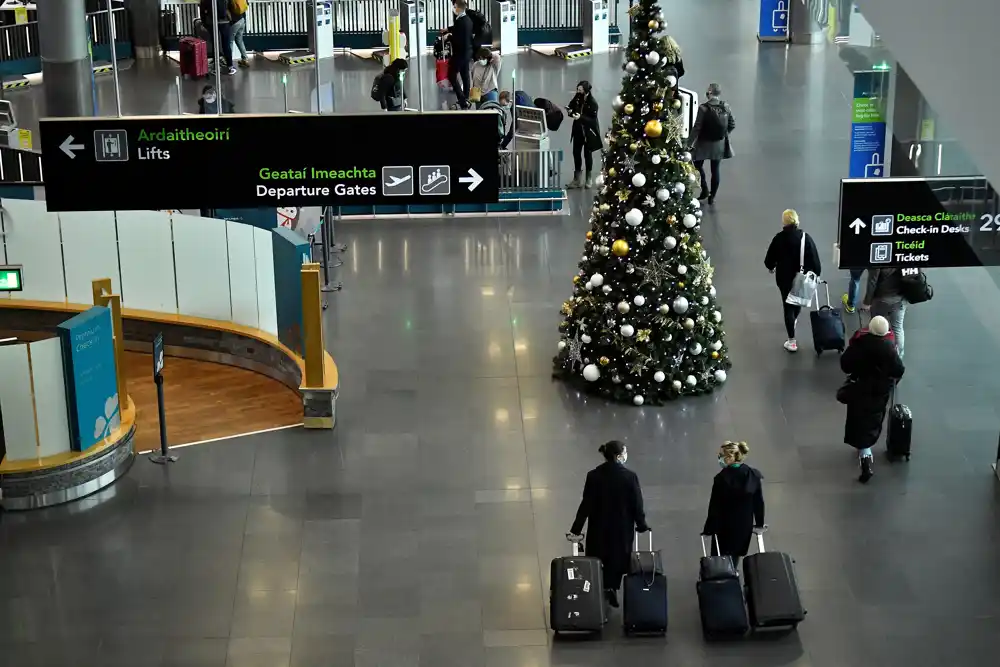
[{"x1": 721, "y1": 441, "x2": 749, "y2": 464}]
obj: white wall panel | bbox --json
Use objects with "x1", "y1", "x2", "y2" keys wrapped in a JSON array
[
  {"x1": 173, "y1": 213, "x2": 232, "y2": 321},
  {"x1": 252, "y1": 228, "x2": 278, "y2": 337},
  {"x1": 1, "y1": 198, "x2": 66, "y2": 302},
  {"x1": 0, "y1": 211, "x2": 7, "y2": 301},
  {"x1": 29, "y1": 338, "x2": 72, "y2": 458},
  {"x1": 116, "y1": 210, "x2": 177, "y2": 313},
  {"x1": 59, "y1": 211, "x2": 121, "y2": 304},
  {"x1": 226, "y1": 221, "x2": 259, "y2": 329},
  {"x1": 0, "y1": 343, "x2": 37, "y2": 461}
]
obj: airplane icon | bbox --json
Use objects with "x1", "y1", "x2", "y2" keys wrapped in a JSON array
[{"x1": 382, "y1": 166, "x2": 414, "y2": 196}]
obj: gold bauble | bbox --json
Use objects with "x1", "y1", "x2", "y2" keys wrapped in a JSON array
[
  {"x1": 694, "y1": 242, "x2": 702, "y2": 248},
  {"x1": 629, "y1": 143, "x2": 638, "y2": 152},
  {"x1": 586, "y1": 231, "x2": 593, "y2": 240},
  {"x1": 573, "y1": 276, "x2": 581, "y2": 284},
  {"x1": 624, "y1": 104, "x2": 635, "y2": 115},
  {"x1": 653, "y1": 102, "x2": 664, "y2": 112},
  {"x1": 644, "y1": 119, "x2": 663, "y2": 137},
  {"x1": 600, "y1": 204, "x2": 611, "y2": 212},
  {"x1": 672, "y1": 99, "x2": 682, "y2": 109},
  {"x1": 599, "y1": 356, "x2": 610, "y2": 366},
  {"x1": 608, "y1": 167, "x2": 617, "y2": 177},
  {"x1": 611, "y1": 239, "x2": 630, "y2": 257},
  {"x1": 667, "y1": 214, "x2": 677, "y2": 224},
  {"x1": 678, "y1": 282, "x2": 685, "y2": 288},
  {"x1": 648, "y1": 19, "x2": 658, "y2": 28},
  {"x1": 711, "y1": 351, "x2": 719, "y2": 359}
]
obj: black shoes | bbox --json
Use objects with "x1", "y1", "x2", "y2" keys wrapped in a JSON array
[
  {"x1": 605, "y1": 589, "x2": 619, "y2": 608},
  {"x1": 859, "y1": 456, "x2": 874, "y2": 484}
]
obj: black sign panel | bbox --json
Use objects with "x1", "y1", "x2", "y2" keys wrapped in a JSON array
[
  {"x1": 39, "y1": 113, "x2": 500, "y2": 212},
  {"x1": 838, "y1": 176, "x2": 1000, "y2": 269}
]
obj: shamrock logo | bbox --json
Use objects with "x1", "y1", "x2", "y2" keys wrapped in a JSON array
[{"x1": 93, "y1": 393, "x2": 121, "y2": 441}]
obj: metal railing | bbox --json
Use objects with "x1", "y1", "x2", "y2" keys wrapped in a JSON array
[
  {"x1": 500, "y1": 148, "x2": 563, "y2": 192},
  {"x1": 0, "y1": 7, "x2": 130, "y2": 64},
  {"x1": 159, "y1": 0, "x2": 617, "y2": 46},
  {"x1": 0, "y1": 144, "x2": 42, "y2": 184}
]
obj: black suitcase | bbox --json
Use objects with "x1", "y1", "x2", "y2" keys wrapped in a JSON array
[
  {"x1": 697, "y1": 536, "x2": 748, "y2": 640},
  {"x1": 810, "y1": 280, "x2": 846, "y2": 355},
  {"x1": 742, "y1": 534, "x2": 806, "y2": 631},
  {"x1": 886, "y1": 384, "x2": 912, "y2": 461},
  {"x1": 550, "y1": 541, "x2": 605, "y2": 634},
  {"x1": 622, "y1": 532, "x2": 668, "y2": 636}
]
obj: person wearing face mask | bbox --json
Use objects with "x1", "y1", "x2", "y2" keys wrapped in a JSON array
[
  {"x1": 567, "y1": 440, "x2": 649, "y2": 609},
  {"x1": 198, "y1": 85, "x2": 234, "y2": 114},
  {"x1": 566, "y1": 81, "x2": 602, "y2": 189},
  {"x1": 439, "y1": 0, "x2": 474, "y2": 109},
  {"x1": 687, "y1": 83, "x2": 735, "y2": 205},
  {"x1": 469, "y1": 47, "x2": 502, "y2": 106},
  {"x1": 701, "y1": 442, "x2": 765, "y2": 562}
]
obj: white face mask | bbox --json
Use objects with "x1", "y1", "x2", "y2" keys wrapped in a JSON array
[
  {"x1": 617, "y1": 450, "x2": 628, "y2": 465},
  {"x1": 478, "y1": 59, "x2": 488, "y2": 66},
  {"x1": 718, "y1": 456, "x2": 726, "y2": 468},
  {"x1": 204, "y1": 94, "x2": 217, "y2": 104}
]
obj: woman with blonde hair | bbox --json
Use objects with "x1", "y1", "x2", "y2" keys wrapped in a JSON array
[
  {"x1": 764, "y1": 209, "x2": 822, "y2": 352},
  {"x1": 663, "y1": 35, "x2": 685, "y2": 81},
  {"x1": 701, "y1": 442, "x2": 766, "y2": 559}
]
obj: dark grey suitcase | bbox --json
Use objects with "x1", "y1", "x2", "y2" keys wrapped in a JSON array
[
  {"x1": 742, "y1": 534, "x2": 806, "y2": 631},
  {"x1": 622, "y1": 531, "x2": 668, "y2": 636},
  {"x1": 697, "y1": 536, "x2": 748, "y2": 640},
  {"x1": 550, "y1": 541, "x2": 605, "y2": 634}
]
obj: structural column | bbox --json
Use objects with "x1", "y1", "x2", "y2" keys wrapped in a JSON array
[{"x1": 38, "y1": 0, "x2": 93, "y2": 118}]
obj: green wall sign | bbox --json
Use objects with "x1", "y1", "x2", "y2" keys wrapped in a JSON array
[{"x1": 0, "y1": 265, "x2": 22, "y2": 292}]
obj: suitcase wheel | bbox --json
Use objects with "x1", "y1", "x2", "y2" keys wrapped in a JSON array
[
  {"x1": 905, "y1": 454, "x2": 911, "y2": 461},
  {"x1": 815, "y1": 349, "x2": 822, "y2": 356}
]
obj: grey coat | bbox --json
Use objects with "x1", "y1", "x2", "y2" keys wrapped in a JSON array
[{"x1": 689, "y1": 98, "x2": 735, "y2": 162}]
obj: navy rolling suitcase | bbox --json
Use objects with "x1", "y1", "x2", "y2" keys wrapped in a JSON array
[
  {"x1": 622, "y1": 531, "x2": 668, "y2": 636},
  {"x1": 811, "y1": 280, "x2": 846, "y2": 355},
  {"x1": 742, "y1": 534, "x2": 806, "y2": 631},
  {"x1": 696, "y1": 536, "x2": 749, "y2": 640},
  {"x1": 550, "y1": 540, "x2": 605, "y2": 634}
]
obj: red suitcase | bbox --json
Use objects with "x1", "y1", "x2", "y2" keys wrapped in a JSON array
[
  {"x1": 180, "y1": 37, "x2": 209, "y2": 79},
  {"x1": 435, "y1": 58, "x2": 452, "y2": 91}
]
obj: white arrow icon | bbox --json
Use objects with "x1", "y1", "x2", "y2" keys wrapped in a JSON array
[
  {"x1": 849, "y1": 218, "x2": 866, "y2": 235},
  {"x1": 60, "y1": 135, "x2": 84, "y2": 159},
  {"x1": 458, "y1": 168, "x2": 484, "y2": 192}
]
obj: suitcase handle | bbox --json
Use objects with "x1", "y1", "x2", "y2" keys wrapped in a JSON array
[
  {"x1": 572, "y1": 541, "x2": 581, "y2": 557},
  {"x1": 634, "y1": 530, "x2": 653, "y2": 552},
  {"x1": 700, "y1": 534, "x2": 721, "y2": 558},
  {"x1": 755, "y1": 532, "x2": 766, "y2": 553}
]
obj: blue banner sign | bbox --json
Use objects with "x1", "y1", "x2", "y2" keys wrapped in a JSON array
[
  {"x1": 758, "y1": 0, "x2": 790, "y2": 41},
  {"x1": 58, "y1": 306, "x2": 119, "y2": 452},
  {"x1": 849, "y1": 70, "x2": 889, "y2": 178}
]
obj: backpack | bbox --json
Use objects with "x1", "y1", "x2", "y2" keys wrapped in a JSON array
[
  {"x1": 468, "y1": 9, "x2": 492, "y2": 44},
  {"x1": 899, "y1": 268, "x2": 933, "y2": 304},
  {"x1": 230, "y1": 0, "x2": 248, "y2": 15},
  {"x1": 514, "y1": 90, "x2": 532, "y2": 107},
  {"x1": 370, "y1": 73, "x2": 387, "y2": 102},
  {"x1": 480, "y1": 100, "x2": 509, "y2": 144},
  {"x1": 534, "y1": 97, "x2": 564, "y2": 131},
  {"x1": 699, "y1": 102, "x2": 728, "y2": 141}
]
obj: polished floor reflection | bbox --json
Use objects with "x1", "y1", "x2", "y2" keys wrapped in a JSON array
[{"x1": 4, "y1": 2, "x2": 1000, "y2": 666}]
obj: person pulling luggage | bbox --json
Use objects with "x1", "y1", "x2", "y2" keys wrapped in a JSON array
[
  {"x1": 764, "y1": 209, "x2": 822, "y2": 353},
  {"x1": 838, "y1": 315, "x2": 905, "y2": 483},
  {"x1": 701, "y1": 441, "x2": 766, "y2": 564},
  {"x1": 567, "y1": 441, "x2": 649, "y2": 609}
]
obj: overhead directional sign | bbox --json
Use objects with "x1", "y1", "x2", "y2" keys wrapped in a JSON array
[
  {"x1": 838, "y1": 176, "x2": 1000, "y2": 269},
  {"x1": 39, "y1": 113, "x2": 501, "y2": 212}
]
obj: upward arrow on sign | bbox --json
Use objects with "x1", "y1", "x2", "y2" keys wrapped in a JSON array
[{"x1": 849, "y1": 218, "x2": 866, "y2": 234}]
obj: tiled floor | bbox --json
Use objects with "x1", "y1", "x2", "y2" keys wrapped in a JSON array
[{"x1": 4, "y1": 1, "x2": 1000, "y2": 666}]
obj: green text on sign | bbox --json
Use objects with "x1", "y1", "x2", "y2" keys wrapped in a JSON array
[{"x1": 852, "y1": 97, "x2": 884, "y2": 123}]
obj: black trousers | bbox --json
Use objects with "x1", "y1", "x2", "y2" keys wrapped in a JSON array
[
  {"x1": 572, "y1": 139, "x2": 594, "y2": 173},
  {"x1": 448, "y1": 57, "x2": 471, "y2": 107},
  {"x1": 694, "y1": 158, "x2": 721, "y2": 198},
  {"x1": 779, "y1": 287, "x2": 801, "y2": 339}
]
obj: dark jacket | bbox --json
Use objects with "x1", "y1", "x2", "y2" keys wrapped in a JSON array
[
  {"x1": 702, "y1": 464, "x2": 765, "y2": 558},
  {"x1": 570, "y1": 461, "x2": 649, "y2": 588},
  {"x1": 840, "y1": 332, "x2": 905, "y2": 449},
  {"x1": 200, "y1": 0, "x2": 231, "y2": 23},
  {"x1": 533, "y1": 97, "x2": 565, "y2": 132},
  {"x1": 864, "y1": 268, "x2": 903, "y2": 305},
  {"x1": 764, "y1": 225, "x2": 821, "y2": 295},
  {"x1": 690, "y1": 98, "x2": 735, "y2": 162},
  {"x1": 379, "y1": 70, "x2": 405, "y2": 111},
  {"x1": 448, "y1": 13, "x2": 474, "y2": 62},
  {"x1": 198, "y1": 96, "x2": 234, "y2": 114},
  {"x1": 568, "y1": 93, "x2": 601, "y2": 152}
]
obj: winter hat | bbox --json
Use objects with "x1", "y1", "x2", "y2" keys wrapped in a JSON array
[
  {"x1": 782, "y1": 209, "x2": 800, "y2": 226},
  {"x1": 869, "y1": 315, "x2": 890, "y2": 337}
]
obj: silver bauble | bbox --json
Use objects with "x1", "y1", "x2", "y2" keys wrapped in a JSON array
[
  {"x1": 632, "y1": 173, "x2": 647, "y2": 187},
  {"x1": 713, "y1": 310, "x2": 722, "y2": 322},
  {"x1": 633, "y1": 395, "x2": 645, "y2": 406},
  {"x1": 666, "y1": 75, "x2": 677, "y2": 88},
  {"x1": 581, "y1": 334, "x2": 592, "y2": 344},
  {"x1": 620, "y1": 324, "x2": 635, "y2": 337},
  {"x1": 710, "y1": 340, "x2": 722, "y2": 351},
  {"x1": 677, "y1": 265, "x2": 688, "y2": 275},
  {"x1": 602, "y1": 284, "x2": 612, "y2": 294},
  {"x1": 582, "y1": 364, "x2": 601, "y2": 382},
  {"x1": 710, "y1": 285, "x2": 717, "y2": 297},
  {"x1": 612, "y1": 95, "x2": 625, "y2": 112},
  {"x1": 617, "y1": 301, "x2": 630, "y2": 314},
  {"x1": 683, "y1": 214, "x2": 698, "y2": 228},
  {"x1": 625, "y1": 61, "x2": 638, "y2": 75},
  {"x1": 672, "y1": 380, "x2": 682, "y2": 390},
  {"x1": 625, "y1": 384, "x2": 633, "y2": 391},
  {"x1": 651, "y1": 154, "x2": 662, "y2": 165},
  {"x1": 653, "y1": 371, "x2": 666, "y2": 383},
  {"x1": 683, "y1": 318, "x2": 695, "y2": 330},
  {"x1": 655, "y1": 188, "x2": 670, "y2": 202},
  {"x1": 595, "y1": 173, "x2": 605, "y2": 187},
  {"x1": 658, "y1": 303, "x2": 670, "y2": 314},
  {"x1": 714, "y1": 370, "x2": 728, "y2": 383},
  {"x1": 557, "y1": 340, "x2": 567, "y2": 351},
  {"x1": 682, "y1": 151, "x2": 692, "y2": 162},
  {"x1": 674, "y1": 182, "x2": 686, "y2": 194},
  {"x1": 672, "y1": 296, "x2": 689, "y2": 314},
  {"x1": 633, "y1": 295, "x2": 646, "y2": 306},
  {"x1": 685, "y1": 375, "x2": 697, "y2": 386},
  {"x1": 645, "y1": 51, "x2": 660, "y2": 65},
  {"x1": 690, "y1": 342, "x2": 703, "y2": 355},
  {"x1": 700, "y1": 296, "x2": 709, "y2": 306},
  {"x1": 663, "y1": 236, "x2": 677, "y2": 249}
]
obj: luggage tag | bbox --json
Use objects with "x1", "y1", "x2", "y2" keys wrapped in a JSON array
[
  {"x1": 865, "y1": 153, "x2": 884, "y2": 177},
  {"x1": 583, "y1": 580, "x2": 591, "y2": 593},
  {"x1": 566, "y1": 568, "x2": 575, "y2": 580},
  {"x1": 772, "y1": 1, "x2": 788, "y2": 33}
]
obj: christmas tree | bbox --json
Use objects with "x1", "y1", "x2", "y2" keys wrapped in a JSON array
[{"x1": 552, "y1": 0, "x2": 731, "y2": 406}]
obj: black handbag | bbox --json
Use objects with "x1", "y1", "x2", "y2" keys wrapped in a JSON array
[
  {"x1": 699, "y1": 535, "x2": 738, "y2": 581},
  {"x1": 836, "y1": 377, "x2": 859, "y2": 405}
]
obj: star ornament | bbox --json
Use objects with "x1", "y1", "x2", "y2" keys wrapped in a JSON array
[
  {"x1": 621, "y1": 153, "x2": 638, "y2": 172},
  {"x1": 638, "y1": 255, "x2": 674, "y2": 288},
  {"x1": 663, "y1": 110, "x2": 685, "y2": 144},
  {"x1": 566, "y1": 336, "x2": 584, "y2": 365}
]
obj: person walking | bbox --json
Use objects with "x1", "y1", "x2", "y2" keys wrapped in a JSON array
[
  {"x1": 200, "y1": 0, "x2": 235, "y2": 74},
  {"x1": 863, "y1": 268, "x2": 907, "y2": 358},
  {"x1": 839, "y1": 315, "x2": 905, "y2": 483},
  {"x1": 842, "y1": 268, "x2": 865, "y2": 314},
  {"x1": 441, "y1": 0, "x2": 474, "y2": 109},
  {"x1": 701, "y1": 441, "x2": 766, "y2": 562},
  {"x1": 566, "y1": 81, "x2": 602, "y2": 189},
  {"x1": 567, "y1": 441, "x2": 649, "y2": 609},
  {"x1": 764, "y1": 209, "x2": 822, "y2": 353},
  {"x1": 229, "y1": 0, "x2": 250, "y2": 68},
  {"x1": 688, "y1": 83, "x2": 734, "y2": 205}
]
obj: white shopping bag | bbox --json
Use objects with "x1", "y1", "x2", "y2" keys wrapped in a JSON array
[{"x1": 786, "y1": 234, "x2": 819, "y2": 307}]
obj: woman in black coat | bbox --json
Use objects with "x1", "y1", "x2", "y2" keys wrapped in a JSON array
[
  {"x1": 763, "y1": 209, "x2": 822, "y2": 353},
  {"x1": 568, "y1": 441, "x2": 649, "y2": 608},
  {"x1": 702, "y1": 441, "x2": 765, "y2": 560},
  {"x1": 566, "y1": 80, "x2": 602, "y2": 190},
  {"x1": 840, "y1": 315, "x2": 905, "y2": 483}
]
